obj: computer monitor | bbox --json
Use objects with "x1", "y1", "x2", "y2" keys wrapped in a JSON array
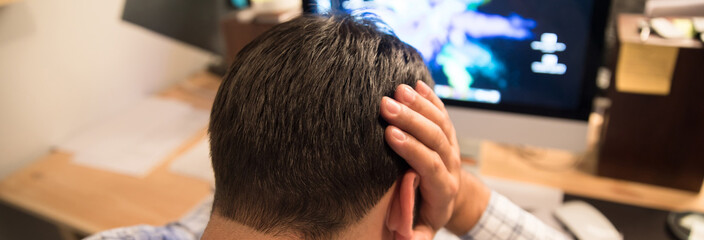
[
  {"x1": 122, "y1": 0, "x2": 233, "y2": 56},
  {"x1": 122, "y1": 0, "x2": 244, "y2": 75},
  {"x1": 305, "y1": 0, "x2": 611, "y2": 151}
]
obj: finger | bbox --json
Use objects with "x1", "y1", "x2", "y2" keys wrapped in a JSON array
[
  {"x1": 381, "y1": 97, "x2": 454, "y2": 165},
  {"x1": 411, "y1": 223, "x2": 436, "y2": 240},
  {"x1": 386, "y1": 126, "x2": 459, "y2": 213},
  {"x1": 385, "y1": 126, "x2": 452, "y2": 189},
  {"x1": 415, "y1": 81, "x2": 459, "y2": 151},
  {"x1": 415, "y1": 80, "x2": 447, "y2": 116},
  {"x1": 394, "y1": 84, "x2": 453, "y2": 143}
]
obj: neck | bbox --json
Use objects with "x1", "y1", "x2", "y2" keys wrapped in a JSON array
[
  {"x1": 202, "y1": 188, "x2": 395, "y2": 240},
  {"x1": 202, "y1": 213, "x2": 299, "y2": 240}
]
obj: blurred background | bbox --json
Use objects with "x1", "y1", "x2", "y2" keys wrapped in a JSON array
[
  {"x1": 0, "y1": 0, "x2": 212, "y2": 178},
  {"x1": 1, "y1": 0, "x2": 703, "y2": 239}
]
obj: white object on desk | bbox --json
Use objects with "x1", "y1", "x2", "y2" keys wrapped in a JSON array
[
  {"x1": 646, "y1": 0, "x2": 704, "y2": 18},
  {"x1": 651, "y1": 18, "x2": 687, "y2": 39},
  {"x1": 691, "y1": 219, "x2": 704, "y2": 240},
  {"x1": 694, "y1": 17, "x2": 704, "y2": 42},
  {"x1": 694, "y1": 18, "x2": 704, "y2": 32},
  {"x1": 554, "y1": 201, "x2": 622, "y2": 240},
  {"x1": 59, "y1": 97, "x2": 209, "y2": 177},
  {"x1": 169, "y1": 138, "x2": 215, "y2": 185}
]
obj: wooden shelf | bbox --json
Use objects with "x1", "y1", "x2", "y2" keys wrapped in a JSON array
[{"x1": 618, "y1": 13, "x2": 703, "y2": 49}]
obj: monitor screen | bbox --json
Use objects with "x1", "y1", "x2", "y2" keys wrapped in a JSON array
[{"x1": 306, "y1": 0, "x2": 608, "y2": 120}]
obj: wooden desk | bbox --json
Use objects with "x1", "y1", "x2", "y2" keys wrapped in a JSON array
[
  {"x1": 0, "y1": 72, "x2": 702, "y2": 238},
  {"x1": 0, "y1": 73, "x2": 219, "y2": 236},
  {"x1": 480, "y1": 142, "x2": 704, "y2": 212}
]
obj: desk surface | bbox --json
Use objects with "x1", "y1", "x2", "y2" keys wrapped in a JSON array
[
  {"x1": 0, "y1": 73, "x2": 702, "y2": 235},
  {"x1": 0, "y1": 73, "x2": 219, "y2": 235},
  {"x1": 480, "y1": 142, "x2": 704, "y2": 213}
]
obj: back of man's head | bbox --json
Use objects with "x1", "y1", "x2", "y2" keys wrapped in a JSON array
[{"x1": 209, "y1": 14, "x2": 432, "y2": 240}]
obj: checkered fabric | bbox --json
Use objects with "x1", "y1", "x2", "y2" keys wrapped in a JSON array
[
  {"x1": 85, "y1": 196, "x2": 212, "y2": 240},
  {"x1": 462, "y1": 191, "x2": 570, "y2": 240},
  {"x1": 87, "y1": 192, "x2": 568, "y2": 240}
]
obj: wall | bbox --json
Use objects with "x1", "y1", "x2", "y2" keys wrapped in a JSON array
[{"x1": 0, "y1": 0, "x2": 211, "y2": 179}]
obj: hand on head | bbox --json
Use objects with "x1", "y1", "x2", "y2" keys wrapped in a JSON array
[{"x1": 380, "y1": 81, "x2": 491, "y2": 240}]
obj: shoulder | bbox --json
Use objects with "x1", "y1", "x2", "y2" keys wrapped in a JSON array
[
  {"x1": 84, "y1": 224, "x2": 198, "y2": 240},
  {"x1": 85, "y1": 196, "x2": 213, "y2": 240}
]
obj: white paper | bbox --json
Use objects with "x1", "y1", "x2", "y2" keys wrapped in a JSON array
[
  {"x1": 59, "y1": 97, "x2": 209, "y2": 177},
  {"x1": 169, "y1": 138, "x2": 215, "y2": 185}
]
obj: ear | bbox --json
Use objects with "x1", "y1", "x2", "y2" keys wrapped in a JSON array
[{"x1": 386, "y1": 170, "x2": 419, "y2": 240}]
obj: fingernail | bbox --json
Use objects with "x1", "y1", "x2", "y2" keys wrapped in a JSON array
[
  {"x1": 391, "y1": 128, "x2": 406, "y2": 141},
  {"x1": 416, "y1": 81, "x2": 431, "y2": 97},
  {"x1": 385, "y1": 98, "x2": 401, "y2": 115},
  {"x1": 401, "y1": 85, "x2": 416, "y2": 103}
]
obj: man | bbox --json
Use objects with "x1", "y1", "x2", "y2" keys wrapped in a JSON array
[{"x1": 88, "y1": 14, "x2": 567, "y2": 240}]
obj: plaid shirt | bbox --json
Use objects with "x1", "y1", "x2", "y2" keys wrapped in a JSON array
[
  {"x1": 462, "y1": 192, "x2": 569, "y2": 240},
  {"x1": 87, "y1": 192, "x2": 568, "y2": 240},
  {"x1": 85, "y1": 196, "x2": 213, "y2": 240}
]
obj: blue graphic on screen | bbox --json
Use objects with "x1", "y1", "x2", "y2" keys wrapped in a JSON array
[{"x1": 314, "y1": 0, "x2": 593, "y2": 109}]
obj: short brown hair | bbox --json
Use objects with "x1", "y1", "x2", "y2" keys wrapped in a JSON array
[{"x1": 209, "y1": 14, "x2": 432, "y2": 240}]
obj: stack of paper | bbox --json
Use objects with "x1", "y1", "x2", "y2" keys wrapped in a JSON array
[
  {"x1": 59, "y1": 97, "x2": 209, "y2": 177},
  {"x1": 169, "y1": 138, "x2": 215, "y2": 184}
]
